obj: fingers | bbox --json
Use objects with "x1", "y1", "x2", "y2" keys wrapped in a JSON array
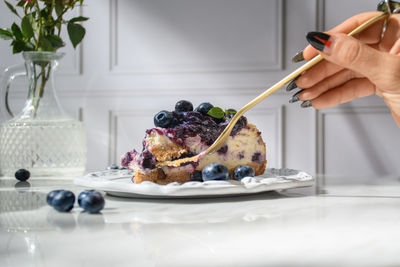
[
  {"x1": 319, "y1": 33, "x2": 400, "y2": 90},
  {"x1": 311, "y1": 78, "x2": 376, "y2": 109},
  {"x1": 297, "y1": 69, "x2": 356, "y2": 101},
  {"x1": 296, "y1": 61, "x2": 343, "y2": 89},
  {"x1": 302, "y1": 12, "x2": 384, "y2": 61}
]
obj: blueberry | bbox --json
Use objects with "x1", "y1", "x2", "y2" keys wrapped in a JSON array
[
  {"x1": 79, "y1": 191, "x2": 105, "y2": 214},
  {"x1": 47, "y1": 189, "x2": 63, "y2": 205},
  {"x1": 195, "y1": 102, "x2": 214, "y2": 116},
  {"x1": 51, "y1": 190, "x2": 75, "y2": 212},
  {"x1": 78, "y1": 190, "x2": 96, "y2": 207},
  {"x1": 15, "y1": 169, "x2": 30, "y2": 181},
  {"x1": 234, "y1": 165, "x2": 255, "y2": 180},
  {"x1": 107, "y1": 164, "x2": 119, "y2": 170},
  {"x1": 202, "y1": 163, "x2": 232, "y2": 181},
  {"x1": 154, "y1": 110, "x2": 173, "y2": 128},
  {"x1": 175, "y1": 100, "x2": 193, "y2": 113}
]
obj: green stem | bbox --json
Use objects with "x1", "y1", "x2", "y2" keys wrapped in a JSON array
[
  {"x1": 32, "y1": 64, "x2": 50, "y2": 117},
  {"x1": 34, "y1": 0, "x2": 42, "y2": 51}
]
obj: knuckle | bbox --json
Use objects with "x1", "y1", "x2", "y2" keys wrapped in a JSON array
[{"x1": 337, "y1": 40, "x2": 362, "y2": 65}]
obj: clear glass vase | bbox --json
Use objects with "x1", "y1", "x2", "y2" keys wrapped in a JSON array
[{"x1": 0, "y1": 52, "x2": 86, "y2": 177}]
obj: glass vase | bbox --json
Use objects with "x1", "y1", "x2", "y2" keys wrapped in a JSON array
[{"x1": 0, "y1": 51, "x2": 86, "y2": 177}]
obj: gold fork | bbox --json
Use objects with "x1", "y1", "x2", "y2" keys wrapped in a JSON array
[{"x1": 157, "y1": 11, "x2": 389, "y2": 168}]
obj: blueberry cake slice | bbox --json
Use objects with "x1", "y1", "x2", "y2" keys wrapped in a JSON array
[{"x1": 121, "y1": 101, "x2": 267, "y2": 184}]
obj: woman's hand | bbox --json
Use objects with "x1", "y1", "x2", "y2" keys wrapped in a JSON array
[{"x1": 290, "y1": 11, "x2": 400, "y2": 126}]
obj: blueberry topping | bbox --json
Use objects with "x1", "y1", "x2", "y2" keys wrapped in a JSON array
[
  {"x1": 51, "y1": 190, "x2": 75, "y2": 212},
  {"x1": 47, "y1": 189, "x2": 63, "y2": 205},
  {"x1": 107, "y1": 164, "x2": 119, "y2": 170},
  {"x1": 195, "y1": 102, "x2": 214, "y2": 115},
  {"x1": 154, "y1": 110, "x2": 173, "y2": 128},
  {"x1": 234, "y1": 165, "x2": 255, "y2": 180},
  {"x1": 78, "y1": 190, "x2": 96, "y2": 206},
  {"x1": 202, "y1": 163, "x2": 232, "y2": 181},
  {"x1": 175, "y1": 100, "x2": 193, "y2": 113},
  {"x1": 79, "y1": 190, "x2": 105, "y2": 214},
  {"x1": 15, "y1": 169, "x2": 30, "y2": 181}
]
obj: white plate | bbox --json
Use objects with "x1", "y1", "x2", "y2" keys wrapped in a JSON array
[{"x1": 74, "y1": 168, "x2": 314, "y2": 198}]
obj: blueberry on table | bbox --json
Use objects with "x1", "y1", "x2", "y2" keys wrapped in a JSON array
[
  {"x1": 107, "y1": 164, "x2": 119, "y2": 170},
  {"x1": 154, "y1": 110, "x2": 173, "y2": 128},
  {"x1": 202, "y1": 163, "x2": 232, "y2": 181},
  {"x1": 51, "y1": 190, "x2": 76, "y2": 212},
  {"x1": 195, "y1": 102, "x2": 214, "y2": 115},
  {"x1": 15, "y1": 169, "x2": 30, "y2": 181},
  {"x1": 47, "y1": 189, "x2": 63, "y2": 205},
  {"x1": 175, "y1": 100, "x2": 193, "y2": 112},
  {"x1": 234, "y1": 165, "x2": 255, "y2": 180},
  {"x1": 79, "y1": 191, "x2": 105, "y2": 214},
  {"x1": 78, "y1": 189, "x2": 96, "y2": 206}
]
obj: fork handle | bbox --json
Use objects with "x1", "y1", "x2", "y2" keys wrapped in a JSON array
[{"x1": 206, "y1": 11, "x2": 389, "y2": 155}]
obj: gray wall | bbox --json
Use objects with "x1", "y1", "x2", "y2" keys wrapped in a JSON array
[{"x1": 1, "y1": 0, "x2": 399, "y2": 176}]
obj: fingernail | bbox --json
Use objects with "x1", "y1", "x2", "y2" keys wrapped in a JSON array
[
  {"x1": 301, "y1": 100, "x2": 312, "y2": 108},
  {"x1": 292, "y1": 50, "x2": 305, "y2": 63},
  {"x1": 306, "y1": 32, "x2": 334, "y2": 53},
  {"x1": 289, "y1": 90, "x2": 303, "y2": 103},
  {"x1": 286, "y1": 76, "x2": 300, "y2": 91}
]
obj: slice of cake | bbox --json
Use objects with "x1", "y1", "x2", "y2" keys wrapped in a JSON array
[{"x1": 121, "y1": 101, "x2": 266, "y2": 184}]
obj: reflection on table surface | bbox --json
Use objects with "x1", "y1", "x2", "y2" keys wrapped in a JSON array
[{"x1": 1, "y1": 174, "x2": 400, "y2": 267}]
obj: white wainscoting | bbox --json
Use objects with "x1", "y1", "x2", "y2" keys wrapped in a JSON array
[{"x1": 1, "y1": 0, "x2": 399, "y2": 177}]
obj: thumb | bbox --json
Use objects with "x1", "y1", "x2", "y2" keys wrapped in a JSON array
[{"x1": 306, "y1": 32, "x2": 395, "y2": 86}]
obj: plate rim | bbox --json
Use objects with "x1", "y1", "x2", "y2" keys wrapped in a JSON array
[{"x1": 74, "y1": 168, "x2": 315, "y2": 199}]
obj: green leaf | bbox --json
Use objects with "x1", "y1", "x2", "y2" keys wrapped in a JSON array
[
  {"x1": 225, "y1": 109, "x2": 237, "y2": 116},
  {"x1": 21, "y1": 15, "x2": 34, "y2": 39},
  {"x1": 55, "y1": 1, "x2": 64, "y2": 17},
  {"x1": 16, "y1": 1, "x2": 25, "y2": 7},
  {"x1": 69, "y1": 16, "x2": 89, "y2": 23},
  {"x1": 12, "y1": 40, "x2": 26, "y2": 54},
  {"x1": 39, "y1": 37, "x2": 55, "y2": 52},
  {"x1": 0, "y1": 28, "x2": 13, "y2": 40},
  {"x1": 11, "y1": 23, "x2": 23, "y2": 41},
  {"x1": 67, "y1": 22, "x2": 85, "y2": 48},
  {"x1": 47, "y1": 34, "x2": 65, "y2": 48},
  {"x1": 4, "y1": 0, "x2": 20, "y2": 18},
  {"x1": 207, "y1": 107, "x2": 225, "y2": 119}
]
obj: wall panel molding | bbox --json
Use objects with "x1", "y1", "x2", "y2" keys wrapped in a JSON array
[
  {"x1": 315, "y1": 106, "x2": 391, "y2": 176},
  {"x1": 109, "y1": 0, "x2": 284, "y2": 74}
]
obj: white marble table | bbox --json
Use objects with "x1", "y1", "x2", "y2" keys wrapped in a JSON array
[{"x1": 1, "y1": 175, "x2": 400, "y2": 267}]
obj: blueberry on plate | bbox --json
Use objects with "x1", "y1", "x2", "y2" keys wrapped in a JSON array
[
  {"x1": 175, "y1": 100, "x2": 193, "y2": 113},
  {"x1": 15, "y1": 169, "x2": 30, "y2": 181},
  {"x1": 51, "y1": 190, "x2": 76, "y2": 212},
  {"x1": 154, "y1": 110, "x2": 173, "y2": 128},
  {"x1": 78, "y1": 189, "x2": 96, "y2": 206},
  {"x1": 47, "y1": 189, "x2": 63, "y2": 205},
  {"x1": 202, "y1": 163, "x2": 232, "y2": 181},
  {"x1": 79, "y1": 190, "x2": 105, "y2": 214},
  {"x1": 195, "y1": 102, "x2": 214, "y2": 116},
  {"x1": 234, "y1": 165, "x2": 255, "y2": 180}
]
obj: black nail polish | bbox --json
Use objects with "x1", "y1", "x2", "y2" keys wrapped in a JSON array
[
  {"x1": 286, "y1": 77, "x2": 299, "y2": 91},
  {"x1": 306, "y1": 32, "x2": 332, "y2": 52},
  {"x1": 301, "y1": 100, "x2": 312, "y2": 108},
  {"x1": 289, "y1": 90, "x2": 303, "y2": 103},
  {"x1": 292, "y1": 50, "x2": 305, "y2": 63}
]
